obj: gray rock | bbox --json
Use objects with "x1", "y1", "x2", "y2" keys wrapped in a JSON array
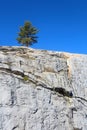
[{"x1": 0, "y1": 46, "x2": 87, "y2": 130}]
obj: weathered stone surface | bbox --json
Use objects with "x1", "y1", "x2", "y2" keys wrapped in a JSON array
[{"x1": 0, "y1": 46, "x2": 87, "y2": 130}]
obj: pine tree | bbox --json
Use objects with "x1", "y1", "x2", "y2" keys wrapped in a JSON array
[{"x1": 16, "y1": 21, "x2": 38, "y2": 47}]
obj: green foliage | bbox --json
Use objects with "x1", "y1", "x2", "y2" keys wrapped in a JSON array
[
  {"x1": 23, "y1": 75, "x2": 29, "y2": 81},
  {"x1": 16, "y1": 21, "x2": 38, "y2": 47}
]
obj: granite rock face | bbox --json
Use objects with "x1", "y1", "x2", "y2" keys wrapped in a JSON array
[{"x1": 0, "y1": 46, "x2": 87, "y2": 130}]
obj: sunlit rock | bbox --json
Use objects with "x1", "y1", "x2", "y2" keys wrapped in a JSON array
[{"x1": 0, "y1": 46, "x2": 87, "y2": 130}]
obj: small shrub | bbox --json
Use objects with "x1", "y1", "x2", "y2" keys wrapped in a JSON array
[{"x1": 23, "y1": 75, "x2": 29, "y2": 81}]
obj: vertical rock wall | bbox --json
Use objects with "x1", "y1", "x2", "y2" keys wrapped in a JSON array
[{"x1": 0, "y1": 47, "x2": 87, "y2": 130}]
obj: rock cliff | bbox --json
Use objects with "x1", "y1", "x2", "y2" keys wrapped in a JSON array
[{"x1": 0, "y1": 46, "x2": 87, "y2": 130}]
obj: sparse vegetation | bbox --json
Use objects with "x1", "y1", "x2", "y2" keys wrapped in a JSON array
[{"x1": 23, "y1": 75, "x2": 29, "y2": 81}]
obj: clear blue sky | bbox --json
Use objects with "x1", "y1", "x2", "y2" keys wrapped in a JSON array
[{"x1": 0, "y1": 0, "x2": 87, "y2": 54}]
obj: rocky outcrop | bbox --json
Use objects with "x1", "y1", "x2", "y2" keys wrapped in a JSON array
[{"x1": 0, "y1": 46, "x2": 87, "y2": 130}]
